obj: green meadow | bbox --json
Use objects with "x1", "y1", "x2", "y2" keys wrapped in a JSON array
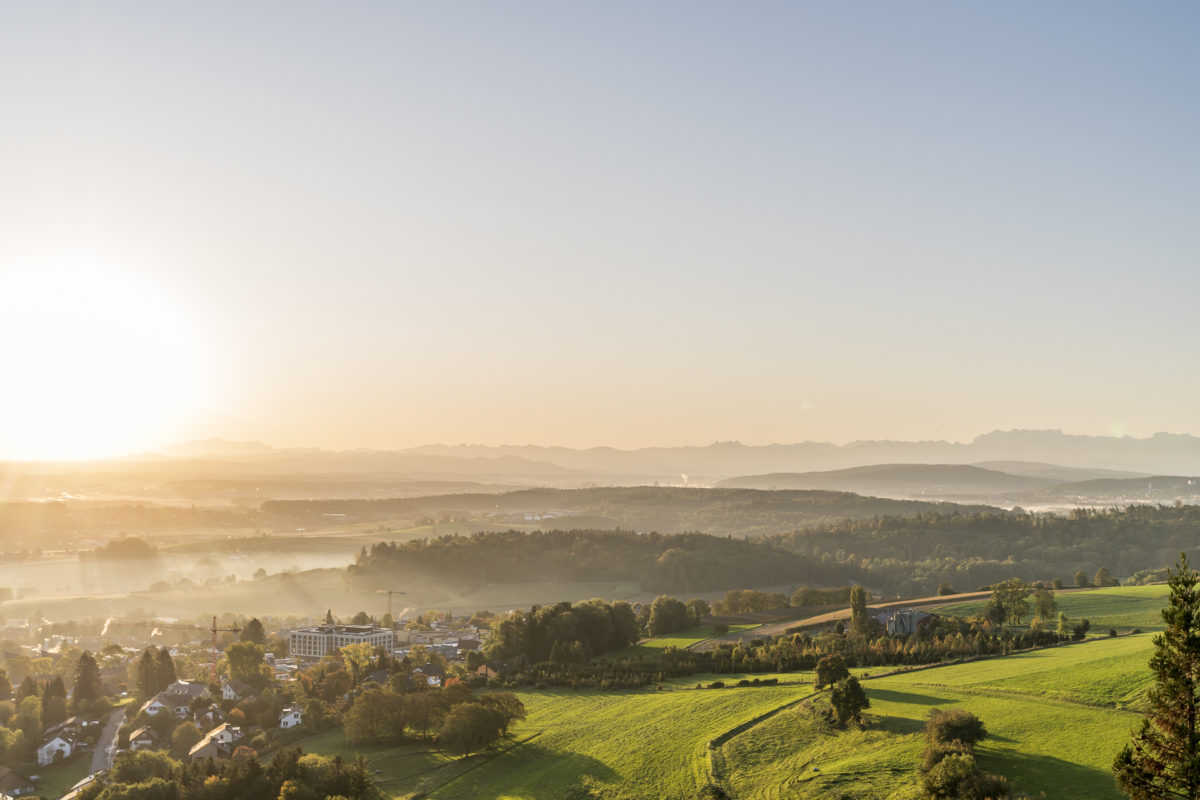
[
  {"x1": 719, "y1": 635, "x2": 1152, "y2": 799},
  {"x1": 410, "y1": 636, "x2": 1152, "y2": 800},
  {"x1": 427, "y1": 684, "x2": 816, "y2": 800},
  {"x1": 604, "y1": 624, "x2": 760, "y2": 660},
  {"x1": 291, "y1": 588, "x2": 1163, "y2": 799},
  {"x1": 932, "y1": 584, "x2": 1169, "y2": 631}
]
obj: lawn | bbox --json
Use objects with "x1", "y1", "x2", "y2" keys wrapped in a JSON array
[
  {"x1": 33, "y1": 750, "x2": 95, "y2": 800},
  {"x1": 933, "y1": 584, "x2": 1170, "y2": 631}
]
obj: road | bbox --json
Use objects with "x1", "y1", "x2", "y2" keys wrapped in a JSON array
[
  {"x1": 91, "y1": 706, "x2": 126, "y2": 773},
  {"x1": 689, "y1": 587, "x2": 1096, "y2": 651}
]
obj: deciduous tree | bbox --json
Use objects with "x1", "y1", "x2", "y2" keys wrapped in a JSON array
[{"x1": 829, "y1": 676, "x2": 868, "y2": 727}]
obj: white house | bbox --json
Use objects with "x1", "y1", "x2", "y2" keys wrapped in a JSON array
[
  {"x1": 206, "y1": 723, "x2": 241, "y2": 746},
  {"x1": 37, "y1": 735, "x2": 73, "y2": 765},
  {"x1": 279, "y1": 706, "x2": 303, "y2": 729},
  {"x1": 139, "y1": 697, "x2": 170, "y2": 716}
]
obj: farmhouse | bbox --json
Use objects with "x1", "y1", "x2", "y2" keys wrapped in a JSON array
[{"x1": 876, "y1": 608, "x2": 935, "y2": 635}]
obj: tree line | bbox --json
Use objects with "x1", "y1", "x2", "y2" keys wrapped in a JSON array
[{"x1": 74, "y1": 747, "x2": 383, "y2": 800}]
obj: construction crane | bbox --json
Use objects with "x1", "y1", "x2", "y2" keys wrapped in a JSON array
[
  {"x1": 106, "y1": 616, "x2": 242, "y2": 683},
  {"x1": 378, "y1": 589, "x2": 406, "y2": 619}
]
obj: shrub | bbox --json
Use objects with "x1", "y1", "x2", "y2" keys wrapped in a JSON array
[
  {"x1": 925, "y1": 709, "x2": 987, "y2": 748},
  {"x1": 707, "y1": 681, "x2": 724, "y2": 689}
]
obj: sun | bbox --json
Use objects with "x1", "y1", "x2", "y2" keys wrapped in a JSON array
[{"x1": 0, "y1": 263, "x2": 214, "y2": 460}]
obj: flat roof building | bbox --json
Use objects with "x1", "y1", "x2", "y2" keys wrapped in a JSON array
[{"x1": 289, "y1": 624, "x2": 394, "y2": 659}]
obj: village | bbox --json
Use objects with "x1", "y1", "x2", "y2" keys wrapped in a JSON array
[{"x1": 0, "y1": 608, "x2": 498, "y2": 800}]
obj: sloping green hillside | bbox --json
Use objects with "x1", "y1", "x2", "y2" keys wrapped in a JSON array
[
  {"x1": 422, "y1": 635, "x2": 1152, "y2": 800},
  {"x1": 934, "y1": 584, "x2": 1169, "y2": 631},
  {"x1": 719, "y1": 635, "x2": 1152, "y2": 799}
]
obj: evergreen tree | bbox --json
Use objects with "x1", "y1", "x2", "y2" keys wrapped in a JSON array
[
  {"x1": 136, "y1": 649, "x2": 157, "y2": 699},
  {"x1": 1114, "y1": 553, "x2": 1200, "y2": 798},
  {"x1": 43, "y1": 676, "x2": 66, "y2": 706},
  {"x1": 0, "y1": 668, "x2": 10, "y2": 700},
  {"x1": 155, "y1": 647, "x2": 177, "y2": 689},
  {"x1": 73, "y1": 651, "x2": 104, "y2": 708},
  {"x1": 16, "y1": 676, "x2": 36, "y2": 702}
]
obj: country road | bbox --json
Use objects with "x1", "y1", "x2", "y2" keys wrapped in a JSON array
[
  {"x1": 690, "y1": 586, "x2": 1096, "y2": 651},
  {"x1": 91, "y1": 706, "x2": 126, "y2": 774}
]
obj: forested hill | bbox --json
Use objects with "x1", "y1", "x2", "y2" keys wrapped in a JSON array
[
  {"x1": 265, "y1": 486, "x2": 995, "y2": 538},
  {"x1": 766, "y1": 504, "x2": 1200, "y2": 597},
  {"x1": 348, "y1": 529, "x2": 836, "y2": 595},
  {"x1": 349, "y1": 505, "x2": 1200, "y2": 599}
]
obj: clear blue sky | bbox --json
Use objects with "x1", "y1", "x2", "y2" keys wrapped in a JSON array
[{"x1": 1, "y1": 2, "x2": 1197, "y2": 456}]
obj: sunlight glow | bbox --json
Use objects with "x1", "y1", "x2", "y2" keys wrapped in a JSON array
[{"x1": 0, "y1": 262, "x2": 214, "y2": 460}]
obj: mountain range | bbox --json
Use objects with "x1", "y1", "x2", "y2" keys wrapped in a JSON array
[{"x1": 6, "y1": 429, "x2": 1200, "y2": 507}]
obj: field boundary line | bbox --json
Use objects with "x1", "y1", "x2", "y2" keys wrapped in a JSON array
[{"x1": 704, "y1": 689, "x2": 822, "y2": 797}]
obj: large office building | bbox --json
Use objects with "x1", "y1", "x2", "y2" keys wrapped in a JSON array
[{"x1": 288, "y1": 624, "x2": 395, "y2": 659}]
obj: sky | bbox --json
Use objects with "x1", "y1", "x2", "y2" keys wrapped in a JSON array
[{"x1": 1, "y1": 2, "x2": 1198, "y2": 458}]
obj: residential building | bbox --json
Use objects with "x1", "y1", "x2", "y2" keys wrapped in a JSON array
[
  {"x1": 129, "y1": 727, "x2": 160, "y2": 750},
  {"x1": 221, "y1": 679, "x2": 252, "y2": 700},
  {"x1": 876, "y1": 608, "x2": 935, "y2": 636},
  {"x1": 37, "y1": 735, "x2": 73, "y2": 765},
  {"x1": 279, "y1": 706, "x2": 303, "y2": 729},
  {"x1": 0, "y1": 766, "x2": 34, "y2": 797}
]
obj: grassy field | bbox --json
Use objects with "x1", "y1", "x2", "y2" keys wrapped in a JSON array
[
  {"x1": 378, "y1": 636, "x2": 1154, "y2": 800},
  {"x1": 932, "y1": 584, "x2": 1169, "y2": 631},
  {"x1": 604, "y1": 624, "x2": 760, "y2": 660},
  {"x1": 275, "y1": 587, "x2": 1166, "y2": 799},
  {"x1": 287, "y1": 727, "x2": 457, "y2": 796},
  {"x1": 719, "y1": 635, "x2": 1153, "y2": 799},
  {"x1": 427, "y1": 684, "x2": 817, "y2": 800}
]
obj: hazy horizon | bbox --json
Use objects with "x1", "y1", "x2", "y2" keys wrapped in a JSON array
[{"x1": 3, "y1": 2, "x2": 1197, "y2": 460}]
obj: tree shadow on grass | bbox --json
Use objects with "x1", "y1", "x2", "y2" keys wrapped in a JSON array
[
  {"x1": 871, "y1": 714, "x2": 926, "y2": 735},
  {"x1": 437, "y1": 743, "x2": 621, "y2": 800},
  {"x1": 980, "y1": 748, "x2": 1118, "y2": 799},
  {"x1": 867, "y1": 688, "x2": 955, "y2": 706}
]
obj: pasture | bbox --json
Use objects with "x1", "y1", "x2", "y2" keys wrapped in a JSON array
[
  {"x1": 604, "y1": 624, "x2": 760, "y2": 660},
  {"x1": 933, "y1": 584, "x2": 1169, "y2": 631},
  {"x1": 719, "y1": 634, "x2": 1153, "y2": 799},
  {"x1": 390, "y1": 635, "x2": 1156, "y2": 799}
]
